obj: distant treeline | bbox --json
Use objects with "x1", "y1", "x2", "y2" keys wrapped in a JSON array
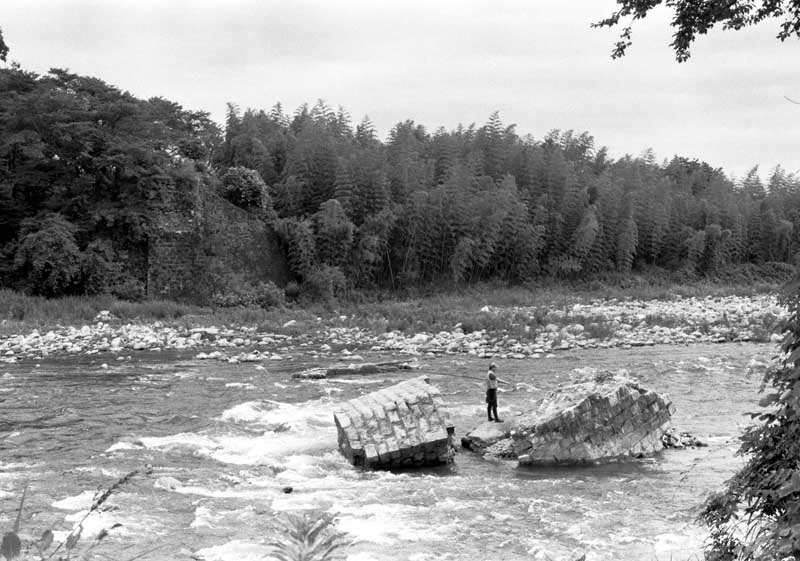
[{"x1": 1, "y1": 63, "x2": 797, "y2": 300}]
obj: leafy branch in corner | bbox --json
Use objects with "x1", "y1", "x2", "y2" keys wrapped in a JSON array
[{"x1": 1, "y1": 466, "x2": 152, "y2": 561}]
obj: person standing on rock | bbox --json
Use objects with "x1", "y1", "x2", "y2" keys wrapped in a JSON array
[{"x1": 486, "y1": 363, "x2": 508, "y2": 422}]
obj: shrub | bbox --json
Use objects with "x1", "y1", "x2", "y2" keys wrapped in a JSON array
[
  {"x1": 284, "y1": 281, "x2": 301, "y2": 301},
  {"x1": 268, "y1": 510, "x2": 350, "y2": 561},
  {"x1": 219, "y1": 166, "x2": 273, "y2": 214},
  {"x1": 109, "y1": 278, "x2": 146, "y2": 302},
  {"x1": 81, "y1": 239, "x2": 121, "y2": 295},
  {"x1": 699, "y1": 277, "x2": 800, "y2": 560},
  {"x1": 254, "y1": 280, "x2": 286, "y2": 309},
  {"x1": 301, "y1": 265, "x2": 347, "y2": 304},
  {"x1": 212, "y1": 280, "x2": 285, "y2": 309},
  {"x1": 13, "y1": 213, "x2": 82, "y2": 296},
  {"x1": 81, "y1": 240, "x2": 144, "y2": 300}
]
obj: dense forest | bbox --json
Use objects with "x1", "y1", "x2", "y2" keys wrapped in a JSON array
[{"x1": 1, "y1": 61, "x2": 798, "y2": 302}]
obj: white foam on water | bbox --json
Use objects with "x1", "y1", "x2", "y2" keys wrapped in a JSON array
[
  {"x1": 219, "y1": 398, "x2": 334, "y2": 430},
  {"x1": 224, "y1": 382, "x2": 255, "y2": 389},
  {"x1": 652, "y1": 530, "x2": 704, "y2": 557},
  {"x1": 52, "y1": 490, "x2": 96, "y2": 510},
  {"x1": 194, "y1": 540, "x2": 270, "y2": 561},
  {"x1": 334, "y1": 503, "x2": 441, "y2": 545},
  {"x1": 73, "y1": 466, "x2": 125, "y2": 478},
  {"x1": 279, "y1": 451, "x2": 354, "y2": 479},
  {"x1": 57, "y1": 509, "x2": 130, "y2": 540},
  {"x1": 218, "y1": 400, "x2": 279, "y2": 424},
  {"x1": 191, "y1": 504, "x2": 226, "y2": 528},
  {"x1": 347, "y1": 554, "x2": 376, "y2": 561},
  {"x1": 137, "y1": 432, "x2": 218, "y2": 451},
  {"x1": 271, "y1": 494, "x2": 330, "y2": 511},
  {"x1": 445, "y1": 402, "x2": 489, "y2": 418},
  {"x1": 209, "y1": 428, "x2": 337, "y2": 465},
  {"x1": 173, "y1": 485, "x2": 277, "y2": 499},
  {"x1": 432, "y1": 497, "x2": 484, "y2": 511},
  {"x1": 105, "y1": 441, "x2": 141, "y2": 452},
  {"x1": 0, "y1": 461, "x2": 35, "y2": 470},
  {"x1": 152, "y1": 398, "x2": 339, "y2": 466}
]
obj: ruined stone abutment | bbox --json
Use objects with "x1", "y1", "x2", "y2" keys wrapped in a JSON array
[
  {"x1": 513, "y1": 373, "x2": 675, "y2": 465},
  {"x1": 333, "y1": 376, "x2": 455, "y2": 469}
]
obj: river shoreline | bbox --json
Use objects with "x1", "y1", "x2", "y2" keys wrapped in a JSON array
[{"x1": 0, "y1": 293, "x2": 786, "y2": 364}]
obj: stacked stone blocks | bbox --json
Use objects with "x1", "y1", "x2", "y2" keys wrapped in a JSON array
[
  {"x1": 333, "y1": 376, "x2": 455, "y2": 469},
  {"x1": 514, "y1": 374, "x2": 675, "y2": 465}
]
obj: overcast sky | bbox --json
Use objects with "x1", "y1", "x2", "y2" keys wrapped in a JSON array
[{"x1": 3, "y1": 0, "x2": 800, "y2": 181}]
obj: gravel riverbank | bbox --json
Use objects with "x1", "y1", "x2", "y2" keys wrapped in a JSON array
[{"x1": 0, "y1": 294, "x2": 785, "y2": 364}]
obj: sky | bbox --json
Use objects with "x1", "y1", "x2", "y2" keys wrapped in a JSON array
[{"x1": 3, "y1": 0, "x2": 800, "y2": 181}]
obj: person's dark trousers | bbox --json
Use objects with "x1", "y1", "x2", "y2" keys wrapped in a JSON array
[{"x1": 486, "y1": 388, "x2": 498, "y2": 421}]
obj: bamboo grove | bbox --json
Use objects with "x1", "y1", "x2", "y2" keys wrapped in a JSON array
[
  {"x1": 1, "y1": 62, "x2": 799, "y2": 299},
  {"x1": 221, "y1": 100, "x2": 800, "y2": 292}
]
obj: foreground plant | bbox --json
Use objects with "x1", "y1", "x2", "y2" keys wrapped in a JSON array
[
  {"x1": 267, "y1": 510, "x2": 350, "y2": 561},
  {"x1": 1, "y1": 467, "x2": 150, "y2": 561},
  {"x1": 700, "y1": 279, "x2": 800, "y2": 560}
]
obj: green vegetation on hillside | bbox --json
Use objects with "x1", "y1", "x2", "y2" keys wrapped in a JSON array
[
  {"x1": 1, "y1": 50, "x2": 799, "y2": 302},
  {"x1": 0, "y1": 64, "x2": 220, "y2": 298}
]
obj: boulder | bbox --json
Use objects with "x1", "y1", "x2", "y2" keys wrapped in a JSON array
[
  {"x1": 333, "y1": 376, "x2": 455, "y2": 469},
  {"x1": 513, "y1": 371, "x2": 674, "y2": 465},
  {"x1": 661, "y1": 427, "x2": 707, "y2": 449},
  {"x1": 461, "y1": 421, "x2": 512, "y2": 455}
]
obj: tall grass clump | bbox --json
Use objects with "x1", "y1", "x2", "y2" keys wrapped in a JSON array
[{"x1": 268, "y1": 510, "x2": 350, "y2": 561}]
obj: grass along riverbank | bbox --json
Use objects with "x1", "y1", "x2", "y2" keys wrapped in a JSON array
[{"x1": 0, "y1": 276, "x2": 787, "y2": 330}]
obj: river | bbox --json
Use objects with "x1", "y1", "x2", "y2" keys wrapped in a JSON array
[{"x1": 0, "y1": 342, "x2": 773, "y2": 560}]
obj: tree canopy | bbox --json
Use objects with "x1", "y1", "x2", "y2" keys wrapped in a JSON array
[
  {"x1": 3, "y1": 60, "x2": 800, "y2": 300},
  {"x1": 0, "y1": 27, "x2": 9, "y2": 62},
  {"x1": 595, "y1": 0, "x2": 800, "y2": 61},
  {"x1": 0, "y1": 65, "x2": 220, "y2": 297}
]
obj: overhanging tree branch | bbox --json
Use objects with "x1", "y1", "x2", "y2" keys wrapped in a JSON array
[{"x1": 595, "y1": 0, "x2": 800, "y2": 61}]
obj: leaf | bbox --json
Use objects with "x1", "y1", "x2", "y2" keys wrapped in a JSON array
[
  {"x1": 759, "y1": 393, "x2": 779, "y2": 407},
  {"x1": 38, "y1": 529, "x2": 53, "y2": 551},
  {"x1": 65, "y1": 524, "x2": 83, "y2": 551},
  {"x1": 0, "y1": 533, "x2": 21, "y2": 560}
]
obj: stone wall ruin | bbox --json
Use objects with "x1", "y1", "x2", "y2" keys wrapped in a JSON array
[
  {"x1": 146, "y1": 179, "x2": 287, "y2": 300},
  {"x1": 333, "y1": 376, "x2": 455, "y2": 469},
  {"x1": 513, "y1": 372, "x2": 675, "y2": 465}
]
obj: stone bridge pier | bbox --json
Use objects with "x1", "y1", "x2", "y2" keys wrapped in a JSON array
[{"x1": 333, "y1": 376, "x2": 455, "y2": 469}]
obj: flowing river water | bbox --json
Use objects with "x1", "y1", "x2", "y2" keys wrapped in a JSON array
[{"x1": 0, "y1": 342, "x2": 774, "y2": 560}]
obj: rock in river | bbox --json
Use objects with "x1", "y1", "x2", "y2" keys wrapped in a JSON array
[
  {"x1": 333, "y1": 375, "x2": 455, "y2": 469},
  {"x1": 461, "y1": 421, "x2": 513, "y2": 455},
  {"x1": 513, "y1": 371, "x2": 675, "y2": 465}
]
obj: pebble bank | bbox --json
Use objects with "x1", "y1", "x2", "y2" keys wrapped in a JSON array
[{"x1": 0, "y1": 294, "x2": 785, "y2": 364}]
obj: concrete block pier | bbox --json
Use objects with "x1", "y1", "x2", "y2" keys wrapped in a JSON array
[{"x1": 333, "y1": 376, "x2": 455, "y2": 469}]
